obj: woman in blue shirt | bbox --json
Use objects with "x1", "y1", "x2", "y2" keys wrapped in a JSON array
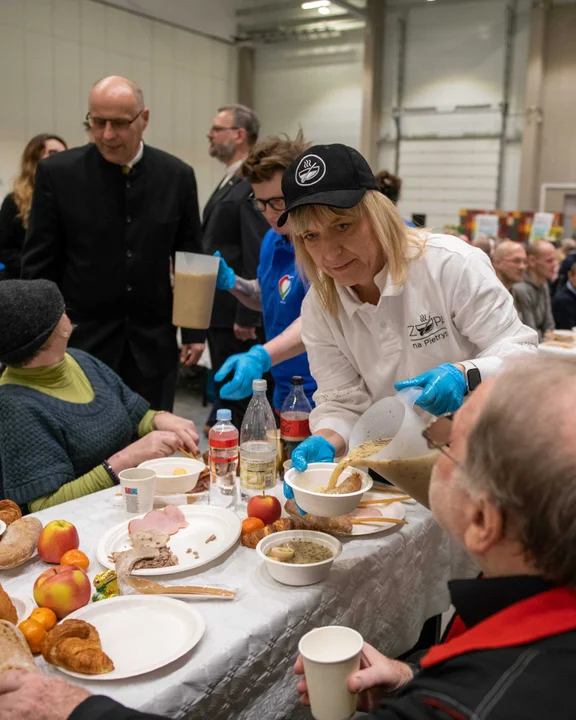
[{"x1": 214, "y1": 133, "x2": 316, "y2": 410}]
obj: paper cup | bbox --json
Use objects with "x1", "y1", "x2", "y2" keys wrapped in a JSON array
[
  {"x1": 299, "y1": 626, "x2": 363, "y2": 720},
  {"x1": 119, "y1": 468, "x2": 156, "y2": 514}
]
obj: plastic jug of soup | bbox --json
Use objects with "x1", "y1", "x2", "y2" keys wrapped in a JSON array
[
  {"x1": 172, "y1": 252, "x2": 219, "y2": 330},
  {"x1": 348, "y1": 388, "x2": 439, "y2": 508}
]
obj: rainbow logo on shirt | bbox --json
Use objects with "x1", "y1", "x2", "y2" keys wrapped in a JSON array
[{"x1": 278, "y1": 274, "x2": 293, "y2": 302}]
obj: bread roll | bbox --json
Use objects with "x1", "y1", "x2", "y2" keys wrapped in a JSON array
[
  {"x1": 0, "y1": 517, "x2": 42, "y2": 569},
  {"x1": 0, "y1": 619, "x2": 37, "y2": 674}
]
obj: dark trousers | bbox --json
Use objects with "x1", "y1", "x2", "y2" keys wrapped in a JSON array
[
  {"x1": 118, "y1": 348, "x2": 177, "y2": 412},
  {"x1": 207, "y1": 326, "x2": 271, "y2": 430}
]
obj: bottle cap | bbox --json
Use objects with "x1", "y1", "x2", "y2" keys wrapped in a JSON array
[
  {"x1": 216, "y1": 409, "x2": 232, "y2": 421},
  {"x1": 253, "y1": 379, "x2": 267, "y2": 392},
  {"x1": 291, "y1": 376, "x2": 304, "y2": 385}
]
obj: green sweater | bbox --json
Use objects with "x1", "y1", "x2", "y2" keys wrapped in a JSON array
[{"x1": 0, "y1": 351, "x2": 157, "y2": 512}]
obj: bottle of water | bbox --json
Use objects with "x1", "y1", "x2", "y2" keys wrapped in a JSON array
[
  {"x1": 209, "y1": 409, "x2": 238, "y2": 509},
  {"x1": 240, "y1": 379, "x2": 277, "y2": 503},
  {"x1": 280, "y1": 376, "x2": 312, "y2": 461}
]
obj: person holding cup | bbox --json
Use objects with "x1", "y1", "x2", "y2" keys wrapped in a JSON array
[
  {"x1": 294, "y1": 355, "x2": 576, "y2": 718},
  {"x1": 0, "y1": 280, "x2": 199, "y2": 513},
  {"x1": 277, "y1": 144, "x2": 537, "y2": 472}
]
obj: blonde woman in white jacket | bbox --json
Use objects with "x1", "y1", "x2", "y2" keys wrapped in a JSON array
[{"x1": 276, "y1": 144, "x2": 538, "y2": 471}]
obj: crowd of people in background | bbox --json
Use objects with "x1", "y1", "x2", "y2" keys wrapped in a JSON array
[{"x1": 443, "y1": 227, "x2": 576, "y2": 338}]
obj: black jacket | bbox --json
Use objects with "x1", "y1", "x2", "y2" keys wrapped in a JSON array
[
  {"x1": 0, "y1": 193, "x2": 26, "y2": 279},
  {"x1": 552, "y1": 284, "x2": 576, "y2": 330},
  {"x1": 202, "y1": 173, "x2": 269, "y2": 329},
  {"x1": 21, "y1": 144, "x2": 203, "y2": 378},
  {"x1": 69, "y1": 576, "x2": 576, "y2": 720}
]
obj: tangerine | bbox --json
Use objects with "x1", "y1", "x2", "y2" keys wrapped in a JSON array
[
  {"x1": 29, "y1": 607, "x2": 57, "y2": 631},
  {"x1": 18, "y1": 618, "x2": 47, "y2": 654},
  {"x1": 241, "y1": 517, "x2": 265, "y2": 536},
  {"x1": 60, "y1": 549, "x2": 90, "y2": 571}
]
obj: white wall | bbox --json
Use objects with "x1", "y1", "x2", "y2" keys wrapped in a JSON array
[
  {"x1": 252, "y1": 0, "x2": 532, "y2": 231},
  {"x1": 253, "y1": 36, "x2": 364, "y2": 148},
  {"x1": 0, "y1": 0, "x2": 237, "y2": 208}
]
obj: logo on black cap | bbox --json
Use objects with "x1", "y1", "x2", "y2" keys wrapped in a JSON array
[{"x1": 295, "y1": 154, "x2": 326, "y2": 187}]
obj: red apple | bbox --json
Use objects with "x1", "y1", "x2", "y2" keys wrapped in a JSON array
[
  {"x1": 37, "y1": 520, "x2": 79, "y2": 564},
  {"x1": 33, "y1": 565, "x2": 91, "y2": 619},
  {"x1": 247, "y1": 494, "x2": 282, "y2": 526}
]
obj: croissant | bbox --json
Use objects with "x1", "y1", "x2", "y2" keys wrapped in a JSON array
[
  {"x1": 0, "y1": 500, "x2": 21, "y2": 526},
  {"x1": 41, "y1": 619, "x2": 114, "y2": 675},
  {"x1": 0, "y1": 584, "x2": 17, "y2": 624}
]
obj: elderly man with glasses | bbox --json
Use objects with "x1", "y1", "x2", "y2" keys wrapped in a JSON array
[
  {"x1": 296, "y1": 353, "x2": 576, "y2": 718},
  {"x1": 21, "y1": 75, "x2": 203, "y2": 411}
]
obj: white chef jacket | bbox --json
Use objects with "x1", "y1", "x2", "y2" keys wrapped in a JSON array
[{"x1": 301, "y1": 234, "x2": 538, "y2": 446}]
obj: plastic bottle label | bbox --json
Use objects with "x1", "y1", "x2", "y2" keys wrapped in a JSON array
[
  {"x1": 209, "y1": 437, "x2": 239, "y2": 449},
  {"x1": 280, "y1": 417, "x2": 310, "y2": 441}
]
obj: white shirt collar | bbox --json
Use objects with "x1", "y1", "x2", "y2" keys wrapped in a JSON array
[
  {"x1": 125, "y1": 141, "x2": 144, "y2": 168},
  {"x1": 336, "y1": 264, "x2": 404, "y2": 319},
  {"x1": 219, "y1": 158, "x2": 244, "y2": 188}
]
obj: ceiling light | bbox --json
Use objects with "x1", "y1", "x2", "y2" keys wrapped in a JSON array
[
  {"x1": 426, "y1": 0, "x2": 436, "y2": 2},
  {"x1": 318, "y1": 6, "x2": 331, "y2": 14},
  {"x1": 302, "y1": 1, "x2": 330, "y2": 9}
]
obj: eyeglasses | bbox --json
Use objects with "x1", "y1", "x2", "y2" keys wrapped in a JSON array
[
  {"x1": 209, "y1": 125, "x2": 239, "y2": 134},
  {"x1": 251, "y1": 195, "x2": 286, "y2": 213},
  {"x1": 422, "y1": 414, "x2": 461, "y2": 466},
  {"x1": 85, "y1": 110, "x2": 144, "y2": 131}
]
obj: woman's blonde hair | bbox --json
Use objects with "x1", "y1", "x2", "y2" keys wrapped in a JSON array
[
  {"x1": 288, "y1": 190, "x2": 426, "y2": 315},
  {"x1": 12, "y1": 133, "x2": 67, "y2": 229}
]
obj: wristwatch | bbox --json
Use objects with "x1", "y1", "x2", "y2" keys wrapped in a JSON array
[{"x1": 460, "y1": 361, "x2": 482, "y2": 394}]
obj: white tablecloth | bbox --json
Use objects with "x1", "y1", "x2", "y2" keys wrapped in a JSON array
[{"x1": 3, "y1": 488, "x2": 475, "y2": 720}]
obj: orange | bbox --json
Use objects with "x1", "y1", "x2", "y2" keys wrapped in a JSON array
[
  {"x1": 18, "y1": 618, "x2": 47, "y2": 654},
  {"x1": 241, "y1": 517, "x2": 265, "y2": 535},
  {"x1": 60, "y1": 549, "x2": 90, "y2": 571},
  {"x1": 29, "y1": 607, "x2": 57, "y2": 631}
]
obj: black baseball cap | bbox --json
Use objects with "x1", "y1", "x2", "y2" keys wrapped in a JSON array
[{"x1": 277, "y1": 143, "x2": 379, "y2": 227}]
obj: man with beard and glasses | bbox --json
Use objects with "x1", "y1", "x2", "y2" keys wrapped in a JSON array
[{"x1": 198, "y1": 104, "x2": 270, "y2": 431}]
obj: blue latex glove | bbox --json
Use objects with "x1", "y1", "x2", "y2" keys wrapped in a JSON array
[
  {"x1": 291, "y1": 436, "x2": 336, "y2": 473},
  {"x1": 394, "y1": 363, "x2": 466, "y2": 416},
  {"x1": 214, "y1": 251, "x2": 236, "y2": 291},
  {"x1": 214, "y1": 345, "x2": 272, "y2": 400}
]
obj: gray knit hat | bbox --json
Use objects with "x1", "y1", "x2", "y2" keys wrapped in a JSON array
[{"x1": 0, "y1": 279, "x2": 65, "y2": 366}]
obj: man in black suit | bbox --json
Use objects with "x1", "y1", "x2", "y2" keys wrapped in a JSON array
[
  {"x1": 21, "y1": 76, "x2": 203, "y2": 411},
  {"x1": 201, "y1": 104, "x2": 269, "y2": 429},
  {"x1": 553, "y1": 260, "x2": 576, "y2": 330}
]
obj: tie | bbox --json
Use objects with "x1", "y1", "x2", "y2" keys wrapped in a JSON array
[{"x1": 122, "y1": 165, "x2": 131, "y2": 175}]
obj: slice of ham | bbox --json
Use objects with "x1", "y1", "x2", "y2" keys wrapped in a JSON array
[
  {"x1": 129, "y1": 510, "x2": 180, "y2": 537},
  {"x1": 348, "y1": 507, "x2": 382, "y2": 519},
  {"x1": 164, "y1": 505, "x2": 189, "y2": 529}
]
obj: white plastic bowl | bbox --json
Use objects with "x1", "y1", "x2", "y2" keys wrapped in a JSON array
[
  {"x1": 138, "y1": 457, "x2": 206, "y2": 494},
  {"x1": 284, "y1": 463, "x2": 372, "y2": 517},
  {"x1": 257, "y1": 530, "x2": 341, "y2": 586}
]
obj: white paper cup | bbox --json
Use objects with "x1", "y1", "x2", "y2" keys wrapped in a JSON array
[
  {"x1": 119, "y1": 468, "x2": 156, "y2": 514},
  {"x1": 299, "y1": 626, "x2": 364, "y2": 720}
]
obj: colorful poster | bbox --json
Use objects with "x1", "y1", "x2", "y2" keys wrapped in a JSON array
[
  {"x1": 529, "y1": 212, "x2": 555, "y2": 243},
  {"x1": 474, "y1": 214, "x2": 499, "y2": 240}
]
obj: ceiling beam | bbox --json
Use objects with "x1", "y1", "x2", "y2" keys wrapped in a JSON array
[
  {"x1": 237, "y1": 2, "x2": 312, "y2": 16},
  {"x1": 237, "y1": 1, "x2": 366, "y2": 19},
  {"x1": 239, "y1": 12, "x2": 356, "y2": 32},
  {"x1": 332, "y1": 1, "x2": 366, "y2": 19}
]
